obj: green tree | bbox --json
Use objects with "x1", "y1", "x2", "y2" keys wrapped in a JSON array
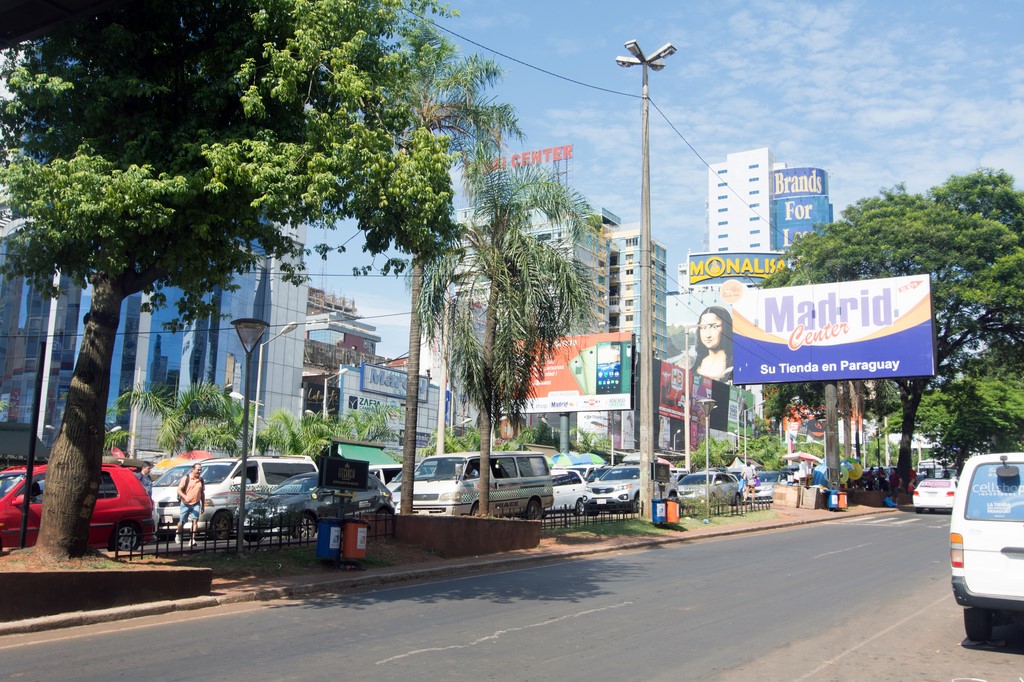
[
  {"x1": 395, "y1": 23, "x2": 520, "y2": 514},
  {"x1": 0, "y1": 0, "x2": 458, "y2": 559},
  {"x1": 421, "y1": 142, "x2": 598, "y2": 515},
  {"x1": 115, "y1": 382, "x2": 242, "y2": 456},
  {"x1": 770, "y1": 170, "x2": 1024, "y2": 487},
  {"x1": 261, "y1": 404, "x2": 400, "y2": 458}
]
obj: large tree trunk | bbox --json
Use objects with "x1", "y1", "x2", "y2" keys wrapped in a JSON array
[
  {"x1": 400, "y1": 262, "x2": 423, "y2": 515},
  {"x1": 896, "y1": 377, "x2": 927, "y2": 492},
  {"x1": 35, "y1": 276, "x2": 123, "y2": 559}
]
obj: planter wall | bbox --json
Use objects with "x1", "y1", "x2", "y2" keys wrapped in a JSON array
[
  {"x1": 396, "y1": 515, "x2": 540, "y2": 558},
  {"x1": 0, "y1": 567, "x2": 212, "y2": 622}
]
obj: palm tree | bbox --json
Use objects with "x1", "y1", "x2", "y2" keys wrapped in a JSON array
[
  {"x1": 261, "y1": 404, "x2": 401, "y2": 458},
  {"x1": 395, "y1": 23, "x2": 522, "y2": 514},
  {"x1": 421, "y1": 141, "x2": 598, "y2": 515},
  {"x1": 114, "y1": 382, "x2": 243, "y2": 456}
]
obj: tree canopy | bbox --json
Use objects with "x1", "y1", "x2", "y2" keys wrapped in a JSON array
[
  {"x1": 0, "y1": 0, "x2": 458, "y2": 558},
  {"x1": 771, "y1": 169, "x2": 1024, "y2": 481}
]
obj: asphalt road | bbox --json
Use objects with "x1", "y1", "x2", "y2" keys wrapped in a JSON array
[{"x1": 3, "y1": 511, "x2": 1022, "y2": 681}]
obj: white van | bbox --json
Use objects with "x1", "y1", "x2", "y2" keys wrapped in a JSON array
[
  {"x1": 949, "y1": 452, "x2": 1024, "y2": 641},
  {"x1": 395, "y1": 452, "x2": 553, "y2": 519},
  {"x1": 151, "y1": 455, "x2": 317, "y2": 539}
]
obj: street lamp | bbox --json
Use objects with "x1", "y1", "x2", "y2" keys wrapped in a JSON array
[
  {"x1": 673, "y1": 428, "x2": 682, "y2": 452},
  {"x1": 231, "y1": 317, "x2": 269, "y2": 554},
  {"x1": 250, "y1": 321, "x2": 300, "y2": 457},
  {"x1": 698, "y1": 398, "x2": 717, "y2": 516},
  {"x1": 616, "y1": 38, "x2": 675, "y2": 516}
]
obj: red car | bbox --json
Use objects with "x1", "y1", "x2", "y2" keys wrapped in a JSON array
[{"x1": 0, "y1": 463, "x2": 156, "y2": 552}]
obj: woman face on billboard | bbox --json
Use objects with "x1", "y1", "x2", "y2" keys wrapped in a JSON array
[{"x1": 699, "y1": 311, "x2": 725, "y2": 349}]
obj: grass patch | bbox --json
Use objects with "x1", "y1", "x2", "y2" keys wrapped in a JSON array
[{"x1": 543, "y1": 509, "x2": 779, "y2": 541}]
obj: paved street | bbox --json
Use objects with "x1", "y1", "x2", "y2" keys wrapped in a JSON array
[{"x1": 3, "y1": 509, "x2": 1020, "y2": 680}]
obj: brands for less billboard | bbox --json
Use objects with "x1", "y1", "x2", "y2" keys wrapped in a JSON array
[
  {"x1": 730, "y1": 275, "x2": 936, "y2": 384},
  {"x1": 526, "y1": 332, "x2": 634, "y2": 413}
]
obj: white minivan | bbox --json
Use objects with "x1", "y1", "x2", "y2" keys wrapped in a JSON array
[
  {"x1": 393, "y1": 451, "x2": 553, "y2": 519},
  {"x1": 949, "y1": 452, "x2": 1024, "y2": 641}
]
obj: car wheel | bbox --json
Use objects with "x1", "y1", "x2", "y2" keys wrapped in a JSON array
[
  {"x1": 296, "y1": 513, "x2": 317, "y2": 540},
  {"x1": 573, "y1": 498, "x2": 585, "y2": 516},
  {"x1": 110, "y1": 522, "x2": 142, "y2": 552},
  {"x1": 469, "y1": 501, "x2": 480, "y2": 516},
  {"x1": 631, "y1": 494, "x2": 640, "y2": 513},
  {"x1": 915, "y1": 507, "x2": 922, "y2": 514},
  {"x1": 210, "y1": 510, "x2": 233, "y2": 540},
  {"x1": 524, "y1": 498, "x2": 543, "y2": 520},
  {"x1": 964, "y1": 607, "x2": 993, "y2": 642}
]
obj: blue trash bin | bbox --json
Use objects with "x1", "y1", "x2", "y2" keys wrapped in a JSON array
[
  {"x1": 652, "y1": 499, "x2": 667, "y2": 523},
  {"x1": 315, "y1": 517, "x2": 343, "y2": 559},
  {"x1": 827, "y1": 490, "x2": 839, "y2": 510}
]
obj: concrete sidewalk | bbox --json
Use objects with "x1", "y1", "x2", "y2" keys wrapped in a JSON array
[{"x1": 0, "y1": 503, "x2": 901, "y2": 636}]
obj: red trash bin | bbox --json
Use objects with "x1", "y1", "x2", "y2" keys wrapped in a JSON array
[{"x1": 342, "y1": 520, "x2": 368, "y2": 560}]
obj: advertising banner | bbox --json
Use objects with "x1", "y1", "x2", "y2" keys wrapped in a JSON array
[
  {"x1": 526, "y1": 332, "x2": 634, "y2": 413},
  {"x1": 688, "y1": 251, "x2": 788, "y2": 287},
  {"x1": 731, "y1": 275, "x2": 936, "y2": 384}
]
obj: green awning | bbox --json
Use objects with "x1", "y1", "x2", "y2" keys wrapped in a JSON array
[{"x1": 335, "y1": 443, "x2": 399, "y2": 466}]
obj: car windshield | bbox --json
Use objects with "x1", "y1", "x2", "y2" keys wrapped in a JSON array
[
  {"x1": 271, "y1": 474, "x2": 318, "y2": 495},
  {"x1": 601, "y1": 467, "x2": 639, "y2": 481},
  {"x1": 0, "y1": 472, "x2": 25, "y2": 497},
  {"x1": 680, "y1": 473, "x2": 715, "y2": 486},
  {"x1": 153, "y1": 462, "x2": 236, "y2": 487},
  {"x1": 758, "y1": 472, "x2": 785, "y2": 483},
  {"x1": 413, "y1": 457, "x2": 465, "y2": 482}
]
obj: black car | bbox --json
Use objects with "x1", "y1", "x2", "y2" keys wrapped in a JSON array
[{"x1": 244, "y1": 472, "x2": 394, "y2": 539}]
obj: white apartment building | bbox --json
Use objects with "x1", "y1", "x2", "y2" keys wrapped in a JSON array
[{"x1": 706, "y1": 147, "x2": 785, "y2": 253}]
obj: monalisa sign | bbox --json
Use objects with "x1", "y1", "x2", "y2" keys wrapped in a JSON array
[{"x1": 688, "y1": 252, "x2": 788, "y2": 286}]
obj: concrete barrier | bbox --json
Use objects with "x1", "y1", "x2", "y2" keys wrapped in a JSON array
[{"x1": 395, "y1": 515, "x2": 540, "y2": 558}]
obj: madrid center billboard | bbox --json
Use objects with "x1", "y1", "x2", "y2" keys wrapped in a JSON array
[
  {"x1": 526, "y1": 332, "x2": 634, "y2": 413},
  {"x1": 730, "y1": 275, "x2": 936, "y2": 384}
]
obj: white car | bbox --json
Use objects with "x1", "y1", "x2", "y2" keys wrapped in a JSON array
[
  {"x1": 950, "y1": 453, "x2": 1024, "y2": 642},
  {"x1": 548, "y1": 469, "x2": 588, "y2": 515},
  {"x1": 913, "y1": 477, "x2": 957, "y2": 513}
]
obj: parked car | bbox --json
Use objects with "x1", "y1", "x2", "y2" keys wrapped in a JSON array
[
  {"x1": 913, "y1": 477, "x2": 957, "y2": 513},
  {"x1": 950, "y1": 453, "x2": 1024, "y2": 642},
  {"x1": 0, "y1": 463, "x2": 155, "y2": 551},
  {"x1": 151, "y1": 456, "x2": 317, "y2": 539},
  {"x1": 583, "y1": 465, "x2": 678, "y2": 514},
  {"x1": 677, "y1": 471, "x2": 742, "y2": 505},
  {"x1": 245, "y1": 471, "x2": 394, "y2": 539},
  {"x1": 548, "y1": 469, "x2": 588, "y2": 515},
  {"x1": 752, "y1": 470, "x2": 787, "y2": 502}
]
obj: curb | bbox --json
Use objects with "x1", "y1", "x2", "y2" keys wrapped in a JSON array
[{"x1": 0, "y1": 505, "x2": 895, "y2": 636}]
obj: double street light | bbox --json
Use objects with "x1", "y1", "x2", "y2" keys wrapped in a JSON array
[
  {"x1": 616, "y1": 38, "x2": 675, "y2": 516},
  {"x1": 231, "y1": 317, "x2": 269, "y2": 554}
]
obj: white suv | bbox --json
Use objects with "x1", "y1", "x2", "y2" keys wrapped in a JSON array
[{"x1": 950, "y1": 452, "x2": 1024, "y2": 641}]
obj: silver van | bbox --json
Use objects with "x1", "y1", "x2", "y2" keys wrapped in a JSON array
[
  {"x1": 950, "y1": 452, "x2": 1024, "y2": 641},
  {"x1": 396, "y1": 451, "x2": 553, "y2": 519},
  {"x1": 151, "y1": 455, "x2": 317, "y2": 539}
]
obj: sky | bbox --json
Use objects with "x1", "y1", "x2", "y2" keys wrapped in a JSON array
[{"x1": 303, "y1": 1, "x2": 1022, "y2": 357}]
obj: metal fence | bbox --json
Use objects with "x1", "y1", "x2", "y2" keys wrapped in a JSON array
[
  {"x1": 540, "y1": 496, "x2": 772, "y2": 531},
  {"x1": 115, "y1": 511, "x2": 395, "y2": 560}
]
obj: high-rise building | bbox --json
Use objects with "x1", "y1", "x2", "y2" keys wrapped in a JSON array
[{"x1": 608, "y1": 223, "x2": 668, "y2": 359}]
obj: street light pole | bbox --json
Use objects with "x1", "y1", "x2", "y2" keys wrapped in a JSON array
[
  {"x1": 251, "y1": 321, "x2": 300, "y2": 458},
  {"x1": 232, "y1": 317, "x2": 269, "y2": 554},
  {"x1": 698, "y1": 398, "x2": 716, "y2": 518},
  {"x1": 616, "y1": 38, "x2": 676, "y2": 517}
]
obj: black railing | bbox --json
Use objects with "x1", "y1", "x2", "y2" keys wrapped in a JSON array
[{"x1": 115, "y1": 511, "x2": 396, "y2": 560}]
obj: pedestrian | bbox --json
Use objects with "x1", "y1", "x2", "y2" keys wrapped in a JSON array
[
  {"x1": 888, "y1": 468, "x2": 902, "y2": 502},
  {"x1": 136, "y1": 461, "x2": 153, "y2": 496},
  {"x1": 741, "y1": 461, "x2": 757, "y2": 501},
  {"x1": 176, "y1": 463, "x2": 205, "y2": 546}
]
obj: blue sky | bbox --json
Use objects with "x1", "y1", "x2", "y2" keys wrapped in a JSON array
[{"x1": 310, "y1": 1, "x2": 1024, "y2": 357}]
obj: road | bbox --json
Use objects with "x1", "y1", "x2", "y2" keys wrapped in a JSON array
[{"x1": 3, "y1": 510, "x2": 1022, "y2": 681}]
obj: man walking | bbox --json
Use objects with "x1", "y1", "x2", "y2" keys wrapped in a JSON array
[{"x1": 176, "y1": 463, "x2": 205, "y2": 547}]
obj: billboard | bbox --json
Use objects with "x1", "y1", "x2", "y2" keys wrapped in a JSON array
[
  {"x1": 731, "y1": 275, "x2": 936, "y2": 384},
  {"x1": 526, "y1": 332, "x2": 634, "y2": 413},
  {"x1": 687, "y1": 251, "x2": 788, "y2": 287},
  {"x1": 772, "y1": 167, "x2": 828, "y2": 199},
  {"x1": 772, "y1": 195, "x2": 833, "y2": 249}
]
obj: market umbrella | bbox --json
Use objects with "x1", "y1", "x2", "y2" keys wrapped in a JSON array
[
  {"x1": 573, "y1": 452, "x2": 607, "y2": 465},
  {"x1": 179, "y1": 450, "x2": 213, "y2": 461},
  {"x1": 783, "y1": 451, "x2": 823, "y2": 464}
]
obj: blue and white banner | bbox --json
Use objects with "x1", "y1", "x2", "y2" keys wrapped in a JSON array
[{"x1": 730, "y1": 275, "x2": 936, "y2": 384}]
